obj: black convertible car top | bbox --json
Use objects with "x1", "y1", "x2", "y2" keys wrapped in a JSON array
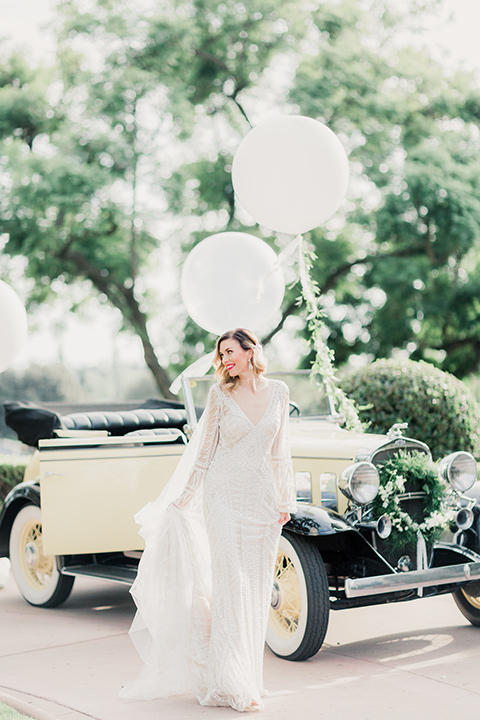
[{"x1": 4, "y1": 399, "x2": 188, "y2": 447}]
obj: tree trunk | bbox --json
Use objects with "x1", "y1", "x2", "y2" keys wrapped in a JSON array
[
  {"x1": 58, "y1": 246, "x2": 176, "y2": 399},
  {"x1": 123, "y1": 287, "x2": 177, "y2": 400}
]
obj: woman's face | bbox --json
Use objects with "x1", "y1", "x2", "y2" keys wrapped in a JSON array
[{"x1": 218, "y1": 338, "x2": 252, "y2": 376}]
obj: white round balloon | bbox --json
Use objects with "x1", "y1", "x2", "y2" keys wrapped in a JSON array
[
  {"x1": 232, "y1": 115, "x2": 349, "y2": 235},
  {"x1": 181, "y1": 232, "x2": 285, "y2": 335},
  {"x1": 0, "y1": 281, "x2": 28, "y2": 373}
]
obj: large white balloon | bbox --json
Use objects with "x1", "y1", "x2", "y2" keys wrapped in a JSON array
[
  {"x1": 232, "y1": 115, "x2": 349, "y2": 235},
  {"x1": 181, "y1": 232, "x2": 285, "y2": 335},
  {"x1": 0, "y1": 281, "x2": 28, "y2": 373}
]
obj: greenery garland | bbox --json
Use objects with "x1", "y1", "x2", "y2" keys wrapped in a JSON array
[
  {"x1": 297, "y1": 236, "x2": 362, "y2": 431},
  {"x1": 295, "y1": 240, "x2": 454, "y2": 555},
  {"x1": 372, "y1": 451, "x2": 455, "y2": 552}
]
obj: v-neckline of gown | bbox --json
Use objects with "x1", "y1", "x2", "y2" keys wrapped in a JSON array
[{"x1": 223, "y1": 380, "x2": 277, "y2": 428}]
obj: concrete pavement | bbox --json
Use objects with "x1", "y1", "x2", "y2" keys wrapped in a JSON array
[{"x1": 1, "y1": 572, "x2": 480, "y2": 719}]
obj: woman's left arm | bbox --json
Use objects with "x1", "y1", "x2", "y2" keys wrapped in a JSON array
[{"x1": 272, "y1": 383, "x2": 297, "y2": 522}]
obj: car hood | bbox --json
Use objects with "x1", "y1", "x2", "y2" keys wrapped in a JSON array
[{"x1": 289, "y1": 418, "x2": 387, "y2": 461}]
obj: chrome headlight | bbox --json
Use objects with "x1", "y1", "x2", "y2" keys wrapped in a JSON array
[
  {"x1": 438, "y1": 451, "x2": 477, "y2": 493},
  {"x1": 376, "y1": 514, "x2": 392, "y2": 539},
  {"x1": 339, "y1": 462, "x2": 379, "y2": 505}
]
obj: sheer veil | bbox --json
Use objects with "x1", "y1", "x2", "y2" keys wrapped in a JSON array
[{"x1": 119, "y1": 408, "x2": 211, "y2": 701}]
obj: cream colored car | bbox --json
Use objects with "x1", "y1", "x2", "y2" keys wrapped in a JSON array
[{"x1": 2, "y1": 370, "x2": 480, "y2": 661}]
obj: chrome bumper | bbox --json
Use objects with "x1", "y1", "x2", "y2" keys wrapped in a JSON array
[{"x1": 345, "y1": 561, "x2": 480, "y2": 599}]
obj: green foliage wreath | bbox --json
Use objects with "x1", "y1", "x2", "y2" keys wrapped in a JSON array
[{"x1": 372, "y1": 451, "x2": 455, "y2": 554}]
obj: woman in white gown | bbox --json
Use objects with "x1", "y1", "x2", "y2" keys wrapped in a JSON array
[{"x1": 120, "y1": 328, "x2": 297, "y2": 712}]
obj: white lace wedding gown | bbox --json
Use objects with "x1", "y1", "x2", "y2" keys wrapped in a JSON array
[{"x1": 120, "y1": 378, "x2": 296, "y2": 712}]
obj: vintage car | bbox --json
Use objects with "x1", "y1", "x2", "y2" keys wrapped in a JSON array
[{"x1": 1, "y1": 369, "x2": 480, "y2": 661}]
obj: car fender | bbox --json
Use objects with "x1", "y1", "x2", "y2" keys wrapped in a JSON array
[
  {"x1": 0, "y1": 482, "x2": 41, "y2": 557},
  {"x1": 287, "y1": 504, "x2": 351, "y2": 537},
  {"x1": 286, "y1": 504, "x2": 396, "y2": 575}
]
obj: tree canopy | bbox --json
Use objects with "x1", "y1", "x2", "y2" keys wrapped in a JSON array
[
  {"x1": 1, "y1": 0, "x2": 480, "y2": 394},
  {"x1": 288, "y1": 1, "x2": 480, "y2": 375}
]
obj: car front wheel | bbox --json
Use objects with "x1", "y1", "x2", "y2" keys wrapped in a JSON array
[
  {"x1": 266, "y1": 532, "x2": 329, "y2": 661},
  {"x1": 453, "y1": 584, "x2": 480, "y2": 626},
  {"x1": 9, "y1": 504, "x2": 74, "y2": 608}
]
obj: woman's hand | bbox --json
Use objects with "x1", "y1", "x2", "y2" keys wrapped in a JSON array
[{"x1": 279, "y1": 512, "x2": 291, "y2": 526}]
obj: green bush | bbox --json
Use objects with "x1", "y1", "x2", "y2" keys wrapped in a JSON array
[
  {"x1": 341, "y1": 359, "x2": 480, "y2": 460},
  {"x1": 0, "y1": 459, "x2": 26, "y2": 506}
]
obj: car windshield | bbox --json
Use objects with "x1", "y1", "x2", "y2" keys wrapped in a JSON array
[{"x1": 184, "y1": 370, "x2": 334, "y2": 422}]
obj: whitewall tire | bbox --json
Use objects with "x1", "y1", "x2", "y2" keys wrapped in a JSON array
[
  {"x1": 266, "y1": 532, "x2": 329, "y2": 661},
  {"x1": 9, "y1": 504, "x2": 74, "y2": 608}
]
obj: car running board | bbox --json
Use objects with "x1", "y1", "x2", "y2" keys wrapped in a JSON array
[{"x1": 59, "y1": 563, "x2": 136, "y2": 585}]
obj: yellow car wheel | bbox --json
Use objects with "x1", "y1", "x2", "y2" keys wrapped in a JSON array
[
  {"x1": 266, "y1": 532, "x2": 329, "y2": 661},
  {"x1": 453, "y1": 584, "x2": 480, "y2": 627},
  {"x1": 9, "y1": 504, "x2": 74, "y2": 607}
]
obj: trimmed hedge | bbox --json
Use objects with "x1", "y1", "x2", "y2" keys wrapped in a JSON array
[
  {"x1": 0, "y1": 460, "x2": 27, "y2": 506},
  {"x1": 341, "y1": 359, "x2": 480, "y2": 461}
]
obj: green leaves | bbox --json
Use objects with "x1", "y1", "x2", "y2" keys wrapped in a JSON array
[
  {"x1": 288, "y1": 1, "x2": 480, "y2": 376},
  {"x1": 3, "y1": 0, "x2": 480, "y2": 389},
  {"x1": 342, "y1": 358, "x2": 480, "y2": 460},
  {"x1": 0, "y1": 57, "x2": 57, "y2": 147},
  {"x1": 0, "y1": 0, "x2": 315, "y2": 392}
]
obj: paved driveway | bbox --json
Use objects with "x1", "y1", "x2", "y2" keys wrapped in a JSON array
[{"x1": 1, "y1": 573, "x2": 480, "y2": 719}]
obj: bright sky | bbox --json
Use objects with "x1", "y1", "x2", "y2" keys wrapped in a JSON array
[
  {"x1": 1, "y1": 0, "x2": 480, "y2": 373},
  {"x1": 1, "y1": 1, "x2": 56, "y2": 63},
  {"x1": 2, "y1": 0, "x2": 479, "y2": 69},
  {"x1": 424, "y1": 0, "x2": 480, "y2": 71}
]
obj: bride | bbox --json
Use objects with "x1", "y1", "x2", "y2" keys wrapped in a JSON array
[{"x1": 120, "y1": 327, "x2": 296, "y2": 712}]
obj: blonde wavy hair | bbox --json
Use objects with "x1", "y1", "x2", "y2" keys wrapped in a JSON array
[{"x1": 214, "y1": 328, "x2": 267, "y2": 391}]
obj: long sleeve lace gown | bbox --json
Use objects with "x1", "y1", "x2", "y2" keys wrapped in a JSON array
[{"x1": 120, "y1": 378, "x2": 297, "y2": 712}]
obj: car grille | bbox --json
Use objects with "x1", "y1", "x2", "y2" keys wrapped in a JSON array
[
  {"x1": 369, "y1": 439, "x2": 432, "y2": 570},
  {"x1": 369, "y1": 438, "x2": 430, "y2": 467}
]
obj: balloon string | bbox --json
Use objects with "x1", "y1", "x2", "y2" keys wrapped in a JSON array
[
  {"x1": 255, "y1": 234, "x2": 303, "y2": 301},
  {"x1": 277, "y1": 234, "x2": 303, "y2": 265}
]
